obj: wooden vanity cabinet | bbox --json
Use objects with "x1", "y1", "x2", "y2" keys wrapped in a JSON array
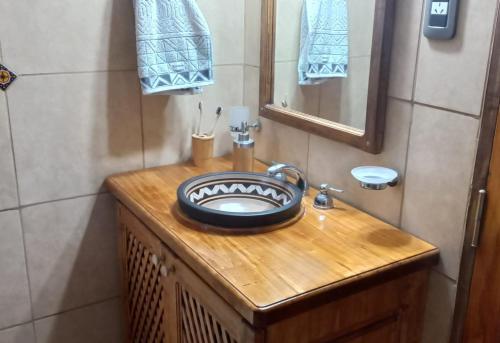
[
  {"x1": 117, "y1": 204, "x2": 429, "y2": 343},
  {"x1": 118, "y1": 204, "x2": 258, "y2": 343}
]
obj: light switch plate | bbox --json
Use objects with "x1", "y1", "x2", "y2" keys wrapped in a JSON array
[{"x1": 424, "y1": 0, "x2": 459, "y2": 40}]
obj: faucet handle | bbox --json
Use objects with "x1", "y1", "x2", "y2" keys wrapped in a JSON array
[
  {"x1": 320, "y1": 183, "x2": 344, "y2": 194},
  {"x1": 314, "y1": 184, "x2": 344, "y2": 210}
]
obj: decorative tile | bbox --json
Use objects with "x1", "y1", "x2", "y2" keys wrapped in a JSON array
[{"x1": 0, "y1": 64, "x2": 16, "y2": 91}]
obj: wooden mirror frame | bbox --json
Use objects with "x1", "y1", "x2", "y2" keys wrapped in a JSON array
[{"x1": 259, "y1": 0, "x2": 396, "y2": 154}]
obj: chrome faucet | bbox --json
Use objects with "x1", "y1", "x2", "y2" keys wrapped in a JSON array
[{"x1": 267, "y1": 163, "x2": 309, "y2": 195}]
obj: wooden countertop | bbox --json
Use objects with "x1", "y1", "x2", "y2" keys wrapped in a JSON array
[{"x1": 106, "y1": 156, "x2": 438, "y2": 326}]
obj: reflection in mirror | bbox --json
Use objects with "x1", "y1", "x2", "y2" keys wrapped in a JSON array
[{"x1": 273, "y1": 0, "x2": 376, "y2": 131}]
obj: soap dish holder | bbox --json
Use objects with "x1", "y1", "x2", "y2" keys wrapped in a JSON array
[{"x1": 351, "y1": 166, "x2": 399, "y2": 190}]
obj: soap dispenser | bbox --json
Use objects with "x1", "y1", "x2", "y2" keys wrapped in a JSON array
[{"x1": 232, "y1": 122, "x2": 254, "y2": 172}]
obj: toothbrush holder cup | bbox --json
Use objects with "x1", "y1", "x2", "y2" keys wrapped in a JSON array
[{"x1": 191, "y1": 134, "x2": 214, "y2": 168}]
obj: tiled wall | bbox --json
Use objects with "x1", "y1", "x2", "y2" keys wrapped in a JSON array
[
  {"x1": 0, "y1": 0, "x2": 245, "y2": 342},
  {"x1": 244, "y1": 0, "x2": 496, "y2": 342}
]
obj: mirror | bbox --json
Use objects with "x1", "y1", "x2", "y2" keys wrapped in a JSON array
[{"x1": 260, "y1": 0, "x2": 395, "y2": 153}]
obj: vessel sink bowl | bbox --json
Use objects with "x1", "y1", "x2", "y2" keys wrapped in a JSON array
[{"x1": 177, "y1": 172, "x2": 303, "y2": 228}]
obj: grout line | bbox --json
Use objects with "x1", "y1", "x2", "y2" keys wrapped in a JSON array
[
  {"x1": 17, "y1": 69, "x2": 137, "y2": 77},
  {"x1": 0, "y1": 296, "x2": 123, "y2": 333},
  {"x1": 244, "y1": 63, "x2": 260, "y2": 69},
  {"x1": 0, "y1": 43, "x2": 38, "y2": 335},
  {"x1": 431, "y1": 267, "x2": 458, "y2": 284},
  {"x1": 0, "y1": 206, "x2": 21, "y2": 213},
  {"x1": 397, "y1": 101, "x2": 415, "y2": 228},
  {"x1": 0, "y1": 45, "x2": 39, "y2": 343},
  {"x1": 31, "y1": 321, "x2": 37, "y2": 343},
  {"x1": 410, "y1": 0, "x2": 425, "y2": 103},
  {"x1": 397, "y1": 0, "x2": 425, "y2": 229},
  {"x1": 388, "y1": 96, "x2": 480, "y2": 120},
  {"x1": 412, "y1": 101, "x2": 480, "y2": 119},
  {"x1": 18, "y1": 191, "x2": 110, "y2": 210},
  {"x1": 15, "y1": 63, "x2": 245, "y2": 78},
  {"x1": 32, "y1": 295, "x2": 121, "y2": 322},
  {"x1": 0, "y1": 320, "x2": 35, "y2": 333}
]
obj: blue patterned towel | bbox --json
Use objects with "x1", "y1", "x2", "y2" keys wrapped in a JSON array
[
  {"x1": 298, "y1": 0, "x2": 349, "y2": 85},
  {"x1": 134, "y1": 0, "x2": 214, "y2": 95}
]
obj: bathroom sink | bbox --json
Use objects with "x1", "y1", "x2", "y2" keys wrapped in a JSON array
[{"x1": 177, "y1": 172, "x2": 303, "y2": 228}]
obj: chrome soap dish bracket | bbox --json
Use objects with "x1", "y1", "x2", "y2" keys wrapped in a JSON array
[{"x1": 351, "y1": 166, "x2": 399, "y2": 190}]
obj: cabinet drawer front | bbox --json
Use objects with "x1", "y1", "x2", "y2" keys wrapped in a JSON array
[
  {"x1": 119, "y1": 204, "x2": 171, "y2": 343},
  {"x1": 266, "y1": 271, "x2": 428, "y2": 343}
]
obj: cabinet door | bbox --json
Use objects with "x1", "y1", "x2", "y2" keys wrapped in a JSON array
[
  {"x1": 163, "y1": 247, "x2": 258, "y2": 343},
  {"x1": 118, "y1": 204, "x2": 175, "y2": 343}
]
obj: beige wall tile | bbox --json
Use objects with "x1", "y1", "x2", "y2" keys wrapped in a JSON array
[
  {"x1": 308, "y1": 98, "x2": 412, "y2": 226},
  {"x1": 244, "y1": 66, "x2": 260, "y2": 119},
  {"x1": 0, "y1": 93, "x2": 18, "y2": 210},
  {"x1": 275, "y1": 0, "x2": 303, "y2": 63},
  {"x1": 254, "y1": 117, "x2": 309, "y2": 172},
  {"x1": 402, "y1": 105, "x2": 479, "y2": 280},
  {"x1": 201, "y1": 66, "x2": 245, "y2": 157},
  {"x1": 319, "y1": 56, "x2": 370, "y2": 129},
  {"x1": 388, "y1": 0, "x2": 423, "y2": 100},
  {"x1": 34, "y1": 298, "x2": 123, "y2": 343},
  {"x1": 414, "y1": 0, "x2": 497, "y2": 115},
  {"x1": 199, "y1": 0, "x2": 245, "y2": 65},
  {"x1": 143, "y1": 93, "x2": 202, "y2": 168},
  {"x1": 8, "y1": 72, "x2": 143, "y2": 205},
  {"x1": 274, "y1": 61, "x2": 320, "y2": 115},
  {"x1": 245, "y1": 0, "x2": 262, "y2": 66},
  {"x1": 348, "y1": 0, "x2": 376, "y2": 57},
  {"x1": 0, "y1": 211, "x2": 31, "y2": 329},
  {"x1": 0, "y1": 324, "x2": 35, "y2": 343},
  {"x1": 0, "y1": 0, "x2": 136, "y2": 74},
  {"x1": 22, "y1": 195, "x2": 120, "y2": 319},
  {"x1": 421, "y1": 271, "x2": 457, "y2": 343},
  {"x1": 143, "y1": 65, "x2": 244, "y2": 168}
]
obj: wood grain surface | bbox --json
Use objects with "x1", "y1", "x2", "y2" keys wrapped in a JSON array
[{"x1": 106, "y1": 156, "x2": 438, "y2": 326}]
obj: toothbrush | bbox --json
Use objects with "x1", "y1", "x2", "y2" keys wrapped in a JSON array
[
  {"x1": 196, "y1": 101, "x2": 203, "y2": 135},
  {"x1": 209, "y1": 107, "x2": 223, "y2": 136}
]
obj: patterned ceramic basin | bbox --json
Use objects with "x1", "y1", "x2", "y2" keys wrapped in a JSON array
[{"x1": 177, "y1": 172, "x2": 303, "y2": 228}]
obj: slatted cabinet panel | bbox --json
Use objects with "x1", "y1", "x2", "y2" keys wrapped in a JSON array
[
  {"x1": 179, "y1": 286, "x2": 238, "y2": 343},
  {"x1": 119, "y1": 204, "x2": 175, "y2": 343},
  {"x1": 163, "y1": 244, "x2": 259, "y2": 343},
  {"x1": 119, "y1": 204, "x2": 258, "y2": 343}
]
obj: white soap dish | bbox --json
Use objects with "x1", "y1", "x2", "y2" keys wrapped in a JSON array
[{"x1": 351, "y1": 166, "x2": 399, "y2": 190}]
